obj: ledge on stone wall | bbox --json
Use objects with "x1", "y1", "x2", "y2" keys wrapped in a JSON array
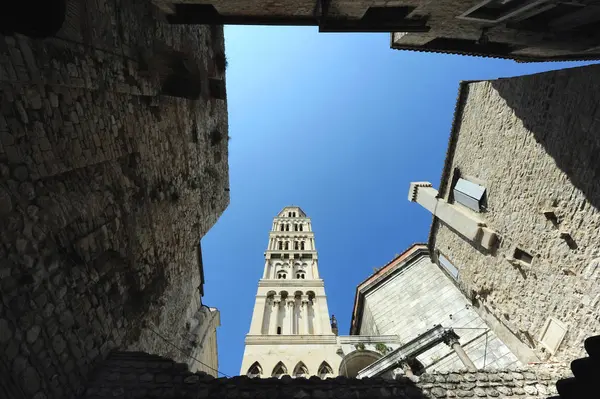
[{"x1": 81, "y1": 351, "x2": 569, "y2": 399}]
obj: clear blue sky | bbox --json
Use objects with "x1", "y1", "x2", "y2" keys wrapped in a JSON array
[{"x1": 201, "y1": 26, "x2": 591, "y2": 377}]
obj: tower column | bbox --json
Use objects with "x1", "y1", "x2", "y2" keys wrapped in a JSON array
[
  {"x1": 286, "y1": 297, "x2": 295, "y2": 334},
  {"x1": 301, "y1": 295, "x2": 309, "y2": 334},
  {"x1": 270, "y1": 295, "x2": 281, "y2": 334},
  {"x1": 312, "y1": 297, "x2": 321, "y2": 334}
]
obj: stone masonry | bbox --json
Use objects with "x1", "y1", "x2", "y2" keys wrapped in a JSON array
[
  {"x1": 82, "y1": 351, "x2": 567, "y2": 399},
  {"x1": 429, "y1": 65, "x2": 600, "y2": 364},
  {"x1": 0, "y1": 0, "x2": 229, "y2": 398}
]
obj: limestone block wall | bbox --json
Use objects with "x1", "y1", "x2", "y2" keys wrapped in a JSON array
[
  {"x1": 359, "y1": 256, "x2": 519, "y2": 371},
  {"x1": 0, "y1": 0, "x2": 228, "y2": 398},
  {"x1": 431, "y1": 65, "x2": 600, "y2": 364},
  {"x1": 83, "y1": 351, "x2": 567, "y2": 399}
]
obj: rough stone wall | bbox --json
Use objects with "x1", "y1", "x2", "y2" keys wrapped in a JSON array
[
  {"x1": 0, "y1": 1, "x2": 228, "y2": 398},
  {"x1": 431, "y1": 65, "x2": 600, "y2": 363},
  {"x1": 82, "y1": 351, "x2": 567, "y2": 399}
]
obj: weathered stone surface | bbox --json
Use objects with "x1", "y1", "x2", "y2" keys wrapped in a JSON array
[
  {"x1": 81, "y1": 352, "x2": 566, "y2": 399},
  {"x1": 0, "y1": 1, "x2": 229, "y2": 398},
  {"x1": 431, "y1": 65, "x2": 600, "y2": 364}
]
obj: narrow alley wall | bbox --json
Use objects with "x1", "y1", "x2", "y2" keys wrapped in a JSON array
[{"x1": 0, "y1": 0, "x2": 229, "y2": 398}]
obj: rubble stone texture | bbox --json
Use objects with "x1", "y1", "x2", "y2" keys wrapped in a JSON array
[
  {"x1": 82, "y1": 351, "x2": 566, "y2": 399},
  {"x1": 431, "y1": 65, "x2": 600, "y2": 363},
  {"x1": 0, "y1": 0, "x2": 229, "y2": 398}
]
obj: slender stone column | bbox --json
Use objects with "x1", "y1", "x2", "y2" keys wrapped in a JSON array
[
  {"x1": 286, "y1": 298, "x2": 295, "y2": 334},
  {"x1": 270, "y1": 295, "x2": 281, "y2": 335},
  {"x1": 443, "y1": 330, "x2": 477, "y2": 371},
  {"x1": 301, "y1": 295, "x2": 309, "y2": 334},
  {"x1": 312, "y1": 297, "x2": 321, "y2": 334}
]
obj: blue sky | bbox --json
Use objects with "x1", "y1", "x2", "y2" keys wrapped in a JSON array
[{"x1": 201, "y1": 26, "x2": 590, "y2": 377}]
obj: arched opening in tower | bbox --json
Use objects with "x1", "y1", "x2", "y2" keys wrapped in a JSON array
[{"x1": 338, "y1": 350, "x2": 382, "y2": 378}]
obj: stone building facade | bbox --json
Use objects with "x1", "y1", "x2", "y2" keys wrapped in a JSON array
[
  {"x1": 0, "y1": 0, "x2": 228, "y2": 398},
  {"x1": 350, "y1": 244, "x2": 520, "y2": 373},
  {"x1": 408, "y1": 65, "x2": 600, "y2": 365},
  {"x1": 390, "y1": 0, "x2": 600, "y2": 61},
  {"x1": 152, "y1": 0, "x2": 600, "y2": 61}
]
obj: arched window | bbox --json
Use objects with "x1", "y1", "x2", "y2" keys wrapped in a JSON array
[
  {"x1": 294, "y1": 241, "x2": 299, "y2": 250},
  {"x1": 277, "y1": 271, "x2": 287, "y2": 279},
  {"x1": 318, "y1": 362, "x2": 333, "y2": 379},
  {"x1": 278, "y1": 242, "x2": 283, "y2": 250},
  {"x1": 285, "y1": 224, "x2": 290, "y2": 231},
  {"x1": 293, "y1": 362, "x2": 309, "y2": 378},
  {"x1": 299, "y1": 224, "x2": 303, "y2": 231},
  {"x1": 272, "y1": 361, "x2": 288, "y2": 378},
  {"x1": 247, "y1": 362, "x2": 262, "y2": 378},
  {"x1": 300, "y1": 242, "x2": 305, "y2": 250},
  {"x1": 285, "y1": 242, "x2": 289, "y2": 250},
  {"x1": 296, "y1": 271, "x2": 305, "y2": 279},
  {"x1": 280, "y1": 224, "x2": 284, "y2": 231}
]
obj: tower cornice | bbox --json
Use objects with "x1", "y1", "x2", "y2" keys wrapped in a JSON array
[{"x1": 258, "y1": 279, "x2": 324, "y2": 288}]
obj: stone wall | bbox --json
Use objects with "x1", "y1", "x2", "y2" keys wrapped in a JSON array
[
  {"x1": 82, "y1": 351, "x2": 567, "y2": 399},
  {"x1": 0, "y1": 0, "x2": 228, "y2": 398},
  {"x1": 431, "y1": 65, "x2": 600, "y2": 364},
  {"x1": 358, "y1": 252, "x2": 519, "y2": 371}
]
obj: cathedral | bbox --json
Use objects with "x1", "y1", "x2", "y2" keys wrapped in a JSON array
[
  {"x1": 240, "y1": 206, "x2": 525, "y2": 380},
  {"x1": 239, "y1": 206, "x2": 340, "y2": 379}
]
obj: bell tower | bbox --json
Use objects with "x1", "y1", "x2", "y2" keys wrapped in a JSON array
[{"x1": 240, "y1": 206, "x2": 338, "y2": 379}]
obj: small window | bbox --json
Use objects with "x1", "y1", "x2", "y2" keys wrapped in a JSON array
[
  {"x1": 318, "y1": 362, "x2": 333, "y2": 379},
  {"x1": 286, "y1": 224, "x2": 290, "y2": 231},
  {"x1": 247, "y1": 362, "x2": 263, "y2": 378},
  {"x1": 277, "y1": 272, "x2": 287, "y2": 279},
  {"x1": 296, "y1": 272, "x2": 305, "y2": 279},
  {"x1": 293, "y1": 362, "x2": 309, "y2": 378},
  {"x1": 280, "y1": 225, "x2": 284, "y2": 231},
  {"x1": 294, "y1": 242, "x2": 299, "y2": 250},
  {"x1": 285, "y1": 242, "x2": 289, "y2": 250},
  {"x1": 513, "y1": 247, "x2": 533, "y2": 264},
  {"x1": 277, "y1": 327, "x2": 282, "y2": 335},
  {"x1": 278, "y1": 242, "x2": 283, "y2": 250},
  {"x1": 299, "y1": 224, "x2": 303, "y2": 231},
  {"x1": 438, "y1": 253, "x2": 459, "y2": 279},
  {"x1": 300, "y1": 242, "x2": 305, "y2": 250},
  {"x1": 453, "y1": 178, "x2": 486, "y2": 212},
  {"x1": 294, "y1": 224, "x2": 298, "y2": 231}
]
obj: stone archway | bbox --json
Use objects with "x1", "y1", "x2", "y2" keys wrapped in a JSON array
[{"x1": 338, "y1": 350, "x2": 382, "y2": 378}]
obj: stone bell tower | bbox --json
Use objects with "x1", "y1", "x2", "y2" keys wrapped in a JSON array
[{"x1": 240, "y1": 206, "x2": 339, "y2": 379}]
